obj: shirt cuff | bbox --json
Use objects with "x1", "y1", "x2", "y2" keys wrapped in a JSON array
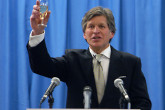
[{"x1": 29, "y1": 31, "x2": 45, "y2": 47}]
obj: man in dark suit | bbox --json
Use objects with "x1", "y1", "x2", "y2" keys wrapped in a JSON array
[{"x1": 27, "y1": 1, "x2": 151, "y2": 109}]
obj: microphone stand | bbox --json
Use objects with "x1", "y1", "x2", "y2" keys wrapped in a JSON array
[
  {"x1": 119, "y1": 95, "x2": 126, "y2": 109},
  {"x1": 119, "y1": 95, "x2": 131, "y2": 109},
  {"x1": 48, "y1": 93, "x2": 54, "y2": 108}
]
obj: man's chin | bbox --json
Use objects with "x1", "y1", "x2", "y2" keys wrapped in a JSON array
[{"x1": 90, "y1": 44, "x2": 102, "y2": 49}]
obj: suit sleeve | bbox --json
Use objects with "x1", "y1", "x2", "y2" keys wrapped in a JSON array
[
  {"x1": 27, "y1": 39, "x2": 68, "y2": 82},
  {"x1": 130, "y1": 58, "x2": 152, "y2": 110}
]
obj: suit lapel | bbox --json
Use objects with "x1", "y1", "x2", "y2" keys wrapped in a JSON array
[
  {"x1": 80, "y1": 49, "x2": 99, "y2": 107},
  {"x1": 80, "y1": 47, "x2": 126, "y2": 106},
  {"x1": 101, "y1": 46, "x2": 125, "y2": 104}
]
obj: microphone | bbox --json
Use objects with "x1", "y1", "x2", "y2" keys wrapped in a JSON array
[
  {"x1": 83, "y1": 86, "x2": 92, "y2": 109},
  {"x1": 114, "y1": 78, "x2": 130, "y2": 102},
  {"x1": 40, "y1": 77, "x2": 60, "y2": 105}
]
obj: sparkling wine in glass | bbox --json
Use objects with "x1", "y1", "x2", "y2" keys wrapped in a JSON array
[{"x1": 38, "y1": 0, "x2": 48, "y2": 27}]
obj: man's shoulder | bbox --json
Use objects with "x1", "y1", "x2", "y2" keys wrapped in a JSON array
[
  {"x1": 120, "y1": 51, "x2": 139, "y2": 59},
  {"x1": 65, "y1": 49, "x2": 87, "y2": 53},
  {"x1": 63, "y1": 49, "x2": 92, "y2": 60},
  {"x1": 65, "y1": 49, "x2": 91, "y2": 57},
  {"x1": 111, "y1": 46, "x2": 140, "y2": 60}
]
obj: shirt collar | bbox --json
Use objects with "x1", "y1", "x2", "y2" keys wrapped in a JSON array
[{"x1": 89, "y1": 45, "x2": 111, "y2": 59}]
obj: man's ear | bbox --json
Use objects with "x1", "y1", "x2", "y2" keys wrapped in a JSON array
[
  {"x1": 110, "y1": 32, "x2": 114, "y2": 39},
  {"x1": 83, "y1": 33, "x2": 86, "y2": 39}
]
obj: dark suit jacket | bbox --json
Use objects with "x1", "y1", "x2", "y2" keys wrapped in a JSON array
[{"x1": 27, "y1": 40, "x2": 151, "y2": 109}]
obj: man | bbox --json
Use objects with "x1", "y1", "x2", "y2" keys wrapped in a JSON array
[{"x1": 27, "y1": 0, "x2": 151, "y2": 109}]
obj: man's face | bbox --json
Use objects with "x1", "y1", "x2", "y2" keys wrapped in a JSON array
[{"x1": 83, "y1": 16, "x2": 114, "y2": 53}]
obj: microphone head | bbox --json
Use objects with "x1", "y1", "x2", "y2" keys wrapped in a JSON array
[
  {"x1": 114, "y1": 78, "x2": 123, "y2": 88},
  {"x1": 84, "y1": 86, "x2": 92, "y2": 92},
  {"x1": 51, "y1": 77, "x2": 60, "y2": 86}
]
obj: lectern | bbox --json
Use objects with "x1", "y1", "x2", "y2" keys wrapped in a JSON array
[{"x1": 26, "y1": 108, "x2": 140, "y2": 110}]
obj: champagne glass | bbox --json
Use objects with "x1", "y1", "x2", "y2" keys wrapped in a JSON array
[{"x1": 38, "y1": 0, "x2": 48, "y2": 27}]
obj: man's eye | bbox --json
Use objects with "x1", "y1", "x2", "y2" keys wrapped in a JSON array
[
  {"x1": 99, "y1": 25, "x2": 105, "y2": 28},
  {"x1": 89, "y1": 25, "x2": 94, "y2": 28}
]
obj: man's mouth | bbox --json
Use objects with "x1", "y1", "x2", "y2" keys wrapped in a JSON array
[{"x1": 92, "y1": 36, "x2": 101, "y2": 39}]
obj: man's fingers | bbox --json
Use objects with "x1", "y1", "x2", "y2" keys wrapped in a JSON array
[
  {"x1": 46, "y1": 11, "x2": 51, "y2": 19},
  {"x1": 32, "y1": 9, "x2": 41, "y2": 18},
  {"x1": 44, "y1": 11, "x2": 51, "y2": 23},
  {"x1": 33, "y1": 5, "x2": 40, "y2": 11},
  {"x1": 36, "y1": 0, "x2": 40, "y2": 6},
  {"x1": 30, "y1": 14, "x2": 40, "y2": 21},
  {"x1": 30, "y1": 15, "x2": 39, "y2": 23}
]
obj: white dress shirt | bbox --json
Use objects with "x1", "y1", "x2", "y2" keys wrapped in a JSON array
[
  {"x1": 89, "y1": 46, "x2": 111, "y2": 84},
  {"x1": 29, "y1": 31, "x2": 45, "y2": 47}
]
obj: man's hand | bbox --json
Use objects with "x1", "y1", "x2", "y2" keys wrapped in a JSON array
[{"x1": 30, "y1": 0, "x2": 51, "y2": 36}]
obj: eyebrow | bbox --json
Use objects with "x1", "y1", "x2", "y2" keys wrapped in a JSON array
[{"x1": 87, "y1": 22, "x2": 107, "y2": 25}]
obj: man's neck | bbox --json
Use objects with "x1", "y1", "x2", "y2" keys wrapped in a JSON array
[{"x1": 90, "y1": 44, "x2": 110, "y2": 54}]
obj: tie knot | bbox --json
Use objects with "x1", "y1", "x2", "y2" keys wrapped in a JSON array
[{"x1": 96, "y1": 54, "x2": 102, "y2": 60}]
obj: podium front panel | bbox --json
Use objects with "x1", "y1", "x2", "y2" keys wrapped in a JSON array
[{"x1": 27, "y1": 108, "x2": 140, "y2": 110}]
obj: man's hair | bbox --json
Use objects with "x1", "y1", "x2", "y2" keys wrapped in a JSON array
[{"x1": 81, "y1": 6, "x2": 116, "y2": 34}]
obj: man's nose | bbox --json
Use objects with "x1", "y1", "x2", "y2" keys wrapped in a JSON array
[{"x1": 93, "y1": 27, "x2": 100, "y2": 34}]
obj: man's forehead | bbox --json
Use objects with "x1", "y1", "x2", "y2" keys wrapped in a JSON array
[{"x1": 86, "y1": 16, "x2": 108, "y2": 25}]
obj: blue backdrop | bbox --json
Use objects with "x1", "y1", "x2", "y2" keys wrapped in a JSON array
[{"x1": 0, "y1": 0, "x2": 164, "y2": 110}]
